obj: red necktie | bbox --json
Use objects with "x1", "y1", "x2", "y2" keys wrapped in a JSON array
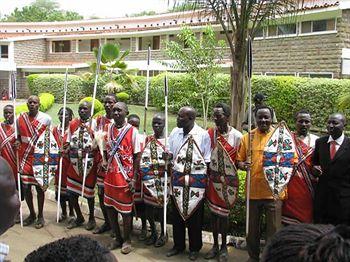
[{"x1": 330, "y1": 141, "x2": 337, "y2": 160}]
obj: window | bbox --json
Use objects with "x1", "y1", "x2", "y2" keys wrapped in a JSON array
[
  {"x1": 277, "y1": 24, "x2": 296, "y2": 35},
  {"x1": 254, "y1": 27, "x2": 264, "y2": 38},
  {"x1": 106, "y1": 38, "x2": 130, "y2": 51},
  {"x1": 78, "y1": 39, "x2": 99, "y2": 52},
  {"x1": 299, "y1": 73, "x2": 333, "y2": 78},
  {"x1": 301, "y1": 19, "x2": 336, "y2": 34},
  {"x1": 267, "y1": 25, "x2": 277, "y2": 37},
  {"x1": 153, "y1": 36, "x2": 160, "y2": 50},
  {"x1": 52, "y1": 41, "x2": 70, "y2": 52},
  {"x1": 0, "y1": 45, "x2": 9, "y2": 58}
]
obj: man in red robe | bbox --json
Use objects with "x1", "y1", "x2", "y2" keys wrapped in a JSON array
[
  {"x1": 104, "y1": 102, "x2": 140, "y2": 254},
  {"x1": 283, "y1": 110, "x2": 318, "y2": 224},
  {"x1": 16, "y1": 95, "x2": 52, "y2": 229}
]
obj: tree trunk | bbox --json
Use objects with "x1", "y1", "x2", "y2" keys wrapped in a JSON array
[{"x1": 230, "y1": 64, "x2": 246, "y2": 131}]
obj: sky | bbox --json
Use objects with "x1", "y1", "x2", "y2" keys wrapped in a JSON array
[{"x1": 0, "y1": 0, "x2": 175, "y2": 19}]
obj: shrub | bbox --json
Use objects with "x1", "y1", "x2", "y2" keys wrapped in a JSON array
[
  {"x1": 79, "y1": 97, "x2": 104, "y2": 115},
  {"x1": 116, "y1": 92, "x2": 130, "y2": 102},
  {"x1": 27, "y1": 74, "x2": 86, "y2": 102},
  {"x1": 15, "y1": 93, "x2": 55, "y2": 115}
]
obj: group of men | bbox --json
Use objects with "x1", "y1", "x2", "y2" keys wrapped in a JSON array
[{"x1": 1, "y1": 92, "x2": 350, "y2": 262}]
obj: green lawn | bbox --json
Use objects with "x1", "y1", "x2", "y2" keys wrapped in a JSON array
[{"x1": 46, "y1": 103, "x2": 212, "y2": 133}]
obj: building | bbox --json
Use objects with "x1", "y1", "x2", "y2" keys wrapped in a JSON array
[{"x1": 0, "y1": 0, "x2": 349, "y2": 98}]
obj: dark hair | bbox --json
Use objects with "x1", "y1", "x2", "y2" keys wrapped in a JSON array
[
  {"x1": 24, "y1": 235, "x2": 114, "y2": 262},
  {"x1": 3, "y1": 104, "x2": 13, "y2": 110},
  {"x1": 295, "y1": 109, "x2": 311, "y2": 120},
  {"x1": 58, "y1": 107, "x2": 74, "y2": 117},
  {"x1": 261, "y1": 224, "x2": 334, "y2": 262},
  {"x1": 127, "y1": 114, "x2": 140, "y2": 121},
  {"x1": 254, "y1": 93, "x2": 265, "y2": 102},
  {"x1": 254, "y1": 105, "x2": 274, "y2": 119},
  {"x1": 214, "y1": 102, "x2": 231, "y2": 117},
  {"x1": 105, "y1": 93, "x2": 117, "y2": 102},
  {"x1": 299, "y1": 225, "x2": 350, "y2": 262}
]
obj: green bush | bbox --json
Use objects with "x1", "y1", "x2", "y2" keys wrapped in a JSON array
[
  {"x1": 116, "y1": 92, "x2": 130, "y2": 102},
  {"x1": 15, "y1": 93, "x2": 55, "y2": 115},
  {"x1": 79, "y1": 97, "x2": 104, "y2": 115},
  {"x1": 27, "y1": 74, "x2": 86, "y2": 102}
]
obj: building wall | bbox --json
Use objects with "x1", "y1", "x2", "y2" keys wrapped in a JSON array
[
  {"x1": 14, "y1": 39, "x2": 47, "y2": 65},
  {"x1": 339, "y1": 9, "x2": 350, "y2": 49},
  {"x1": 253, "y1": 32, "x2": 342, "y2": 77}
]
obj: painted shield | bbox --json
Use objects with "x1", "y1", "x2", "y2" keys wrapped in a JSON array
[
  {"x1": 263, "y1": 122, "x2": 296, "y2": 198},
  {"x1": 172, "y1": 136, "x2": 207, "y2": 221},
  {"x1": 33, "y1": 127, "x2": 59, "y2": 190},
  {"x1": 70, "y1": 126, "x2": 94, "y2": 177},
  {"x1": 209, "y1": 141, "x2": 239, "y2": 210},
  {"x1": 140, "y1": 137, "x2": 170, "y2": 207}
]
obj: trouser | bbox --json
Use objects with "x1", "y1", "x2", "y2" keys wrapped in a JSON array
[
  {"x1": 171, "y1": 197, "x2": 204, "y2": 252},
  {"x1": 247, "y1": 199, "x2": 282, "y2": 261}
]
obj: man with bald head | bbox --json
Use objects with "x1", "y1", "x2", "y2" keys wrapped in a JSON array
[
  {"x1": 66, "y1": 101, "x2": 98, "y2": 231},
  {"x1": 166, "y1": 106, "x2": 211, "y2": 261},
  {"x1": 16, "y1": 95, "x2": 52, "y2": 229},
  {"x1": 313, "y1": 113, "x2": 350, "y2": 225}
]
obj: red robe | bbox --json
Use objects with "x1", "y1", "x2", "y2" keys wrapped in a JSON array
[
  {"x1": 17, "y1": 112, "x2": 51, "y2": 185},
  {"x1": 104, "y1": 123, "x2": 138, "y2": 214},
  {"x1": 66, "y1": 118, "x2": 98, "y2": 198},
  {"x1": 206, "y1": 127, "x2": 240, "y2": 217},
  {"x1": 52, "y1": 126, "x2": 70, "y2": 197},
  {"x1": 95, "y1": 115, "x2": 112, "y2": 187},
  {"x1": 0, "y1": 122, "x2": 16, "y2": 180},
  {"x1": 282, "y1": 133, "x2": 316, "y2": 224}
]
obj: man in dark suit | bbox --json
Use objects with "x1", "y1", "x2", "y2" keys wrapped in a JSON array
[{"x1": 313, "y1": 113, "x2": 350, "y2": 225}]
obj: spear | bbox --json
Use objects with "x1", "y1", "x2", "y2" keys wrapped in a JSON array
[
  {"x1": 143, "y1": 45, "x2": 151, "y2": 136},
  {"x1": 11, "y1": 71, "x2": 23, "y2": 227},
  {"x1": 56, "y1": 68, "x2": 69, "y2": 223},
  {"x1": 246, "y1": 36, "x2": 253, "y2": 236},
  {"x1": 163, "y1": 72, "x2": 169, "y2": 236},
  {"x1": 81, "y1": 45, "x2": 102, "y2": 197}
]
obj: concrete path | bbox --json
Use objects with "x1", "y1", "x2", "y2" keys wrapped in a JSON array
[{"x1": 0, "y1": 199, "x2": 249, "y2": 262}]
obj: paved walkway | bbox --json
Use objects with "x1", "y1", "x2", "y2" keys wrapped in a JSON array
[{"x1": 0, "y1": 199, "x2": 249, "y2": 262}]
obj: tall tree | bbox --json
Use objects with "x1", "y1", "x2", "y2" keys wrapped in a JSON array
[
  {"x1": 170, "y1": 0, "x2": 302, "y2": 129},
  {"x1": 166, "y1": 25, "x2": 225, "y2": 128},
  {"x1": 2, "y1": 0, "x2": 83, "y2": 22}
]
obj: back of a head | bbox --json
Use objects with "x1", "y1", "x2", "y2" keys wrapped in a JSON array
[
  {"x1": 299, "y1": 225, "x2": 350, "y2": 262},
  {"x1": 25, "y1": 235, "x2": 116, "y2": 262},
  {"x1": 261, "y1": 224, "x2": 334, "y2": 262}
]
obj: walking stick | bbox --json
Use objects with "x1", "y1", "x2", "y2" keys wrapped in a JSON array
[
  {"x1": 81, "y1": 45, "x2": 102, "y2": 197},
  {"x1": 56, "y1": 68, "x2": 69, "y2": 223},
  {"x1": 245, "y1": 36, "x2": 253, "y2": 236},
  {"x1": 163, "y1": 72, "x2": 169, "y2": 236},
  {"x1": 11, "y1": 71, "x2": 23, "y2": 227}
]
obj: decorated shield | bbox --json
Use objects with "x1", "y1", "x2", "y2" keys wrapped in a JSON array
[
  {"x1": 140, "y1": 137, "x2": 170, "y2": 207},
  {"x1": 263, "y1": 122, "x2": 296, "y2": 198},
  {"x1": 70, "y1": 126, "x2": 94, "y2": 177},
  {"x1": 209, "y1": 140, "x2": 239, "y2": 209},
  {"x1": 33, "y1": 127, "x2": 59, "y2": 190},
  {"x1": 172, "y1": 136, "x2": 207, "y2": 221}
]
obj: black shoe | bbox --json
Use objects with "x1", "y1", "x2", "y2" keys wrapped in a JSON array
[
  {"x1": 154, "y1": 234, "x2": 167, "y2": 247},
  {"x1": 107, "y1": 238, "x2": 123, "y2": 250},
  {"x1": 205, "y1": 246, "x2": 219, "y2": 259},
  {"x1": 145, "y1": 233, "x2": 157, "y2": 246},
  {"x1": 23, "y1": 215, "x2": 36, "y2": 226},
  {"x1": 189, "y1": 251, "x2": 199, "y2": 261},
  {"x1": 85, "y1": 219, "x2": 96, "y2": 231},
  {"x1": 166, "y1": 248, "x2": 182, "y2": 257}
]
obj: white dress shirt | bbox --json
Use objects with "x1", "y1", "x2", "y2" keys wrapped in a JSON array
[
  {"x1": 327, "y1": 133, "x2": 345, "y2": 153},
  {"x1": 168, "y1": 123, "x2": 211, "y2": 163}
]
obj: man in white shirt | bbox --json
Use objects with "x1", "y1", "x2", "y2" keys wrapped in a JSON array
[
  {"x1": 313, "y1": 113, "x2": 350, "y2": 225},
  {"x1": 166, "y1": 106, "x2": 211, "y2": 261}
]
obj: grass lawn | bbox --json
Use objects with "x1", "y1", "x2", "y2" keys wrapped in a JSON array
[{"x1": 46, "y1": 103, "x2": 213, "y2": 132}]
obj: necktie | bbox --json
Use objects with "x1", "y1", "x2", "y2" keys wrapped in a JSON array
[{"x1": 330, "y1": 141, "x2": 337, "y2": 160}]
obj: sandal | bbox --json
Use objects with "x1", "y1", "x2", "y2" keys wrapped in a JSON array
[
  {"x1": 154, "y1": 234, "x2": 168, "y2": 247},
  {"x1": 107, "y1": 238, "x2": 123, "y2": 250},
  {"x1": 204, "y1": 246, "x2": 219, "y2": 260},
  {"x1": 121, "y1": 241, "x2": 132, "y2": 254},
  {"x1": 34, "y1": 217, "x2": 45, "y2": 229},
  {"x1": 93, "y1": 222, "x2": 111, "y2": 234},
  {"x1": 145, "y1": 233, "x2": 157, "y2": 246},
  {"x1": 67, "y1": 217, "x2": 85, "y2": 229},
  {"x1": 85, "y1": 219, "x2": 96, "y2": 231},
  {"x1": 23, "y1": 215, "x2": 36, "y2": 226},
  {"x1": 219, "y1": 247, "x2": 228, "y2": 262},
  {"x1": 138, "y1": 229, "x2": 147, "y2": 241}
]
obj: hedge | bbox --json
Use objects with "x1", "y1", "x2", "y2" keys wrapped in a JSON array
[
  {"x1": 27, "y1": 74, "x2": 86, "y2": 102},
  {"x1": 78, "y1": 97, "x2": 104, "y2": 115}
]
